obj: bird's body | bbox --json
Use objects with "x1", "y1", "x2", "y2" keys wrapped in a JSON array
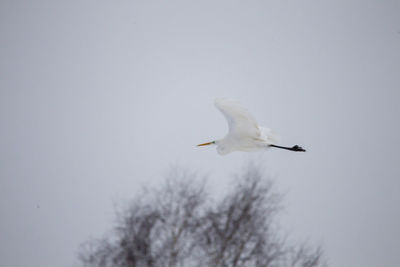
[{"x1": 198, "y1": 98, "x2": 305, "y2": 155}]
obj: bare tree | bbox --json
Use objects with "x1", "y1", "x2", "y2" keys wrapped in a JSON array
[
  {"x1": 196, "y1": 167, "x2": 283, "y2": 267},
  {"x1": 79, "y1": 168, "x2": 206, "y2": 267},
  {"x1": 78, "y1": 166, "x2": 326, "y2": 267}
]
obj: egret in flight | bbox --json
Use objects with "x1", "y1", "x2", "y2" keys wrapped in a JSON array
[{"x1": 197, "y1": 98, "x2": 306, "y2": 155}]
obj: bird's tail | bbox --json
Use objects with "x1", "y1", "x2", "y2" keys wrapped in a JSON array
[{"x1": 259, "y1": 127, "x2": 280, "y2": 145}]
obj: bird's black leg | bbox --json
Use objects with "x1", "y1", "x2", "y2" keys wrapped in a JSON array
[{"x1": 269, "y1": 144, "x2": 306, "y2": 152}]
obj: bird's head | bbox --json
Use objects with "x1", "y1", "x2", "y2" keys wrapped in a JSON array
[{"x1": 197, "y1": 140, "x2": 232, "y2": 155}]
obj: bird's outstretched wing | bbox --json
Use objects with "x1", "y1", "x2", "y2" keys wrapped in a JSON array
[{"x1": 214, "y1": 98, "x2": 261, "y2": 139}]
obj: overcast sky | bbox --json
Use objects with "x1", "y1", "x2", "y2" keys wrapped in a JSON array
[{"x1": 1, "y1": 1, "x2": 399, "y2": 266}]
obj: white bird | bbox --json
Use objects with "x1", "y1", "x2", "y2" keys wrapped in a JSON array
[{"x1": 197, "y1": 98, "x2": 306, "y2": 155}]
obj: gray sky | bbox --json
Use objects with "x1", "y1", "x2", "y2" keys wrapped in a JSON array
[{"x1": 1, "y1": 0, "x2": 399, "y2": 266}]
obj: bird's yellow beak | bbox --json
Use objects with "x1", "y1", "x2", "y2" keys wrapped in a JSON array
[{"x1": 197, "y1": 141, "x2": 214, "y2": 146}]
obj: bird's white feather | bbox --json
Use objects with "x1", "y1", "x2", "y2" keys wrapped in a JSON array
[
  {"x1": 214, "y1": 98, "x2": 261, "y2": 139},
  {"x1": 259, "y1": 127, "x2": 280, "y2": 145}
]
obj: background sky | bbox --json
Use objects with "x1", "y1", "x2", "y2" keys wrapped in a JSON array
[{"x1": 1, "y1": 0, "x2": 399, "y2": 266}]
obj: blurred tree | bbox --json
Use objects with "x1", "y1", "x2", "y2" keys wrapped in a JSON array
[{"x1": 78, "y1": 166, "x2": 325, "y2": 267}]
